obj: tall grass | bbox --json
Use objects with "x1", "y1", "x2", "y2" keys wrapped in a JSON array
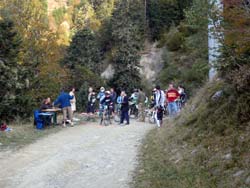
[{"x1": 132, "y1": 80, "x2": 250, "y2": 188}]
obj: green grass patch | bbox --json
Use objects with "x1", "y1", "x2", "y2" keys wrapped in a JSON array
[
  {"x1": 0, "y1": 123, "x2": 62, "y2": 150},
  {"x1": 132, "y1": 80, "x2": 250, "y2": 188}
]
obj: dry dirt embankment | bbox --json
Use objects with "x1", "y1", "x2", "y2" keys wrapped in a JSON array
[{"x1": 0, "y1": 121, "x2": 154, "y2": 188}]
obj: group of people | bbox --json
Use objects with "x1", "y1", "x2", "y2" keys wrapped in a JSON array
[
  {"x1": 86, "y1": 83, "x2": 187, "y2": 127},
  {"x1": 86, "y1": 87, "x2": 131, "y2": 125},
  {"x1": 40, "y1": 88, "x2": 76, "y2": 127},
  {"x1": 38, "y1": 83, "x2": 187, "y2": 128}
]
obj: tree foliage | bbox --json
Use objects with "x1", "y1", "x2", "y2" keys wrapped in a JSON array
[
  {"x1": 0, "y1": 20, "x2": 33, "y2": 120},
  {"x1": 218, "y1": 0, "x2": 250, "y2": 94},
  {"x1": 147, "y1": 0, "x2": 192, "y2": 40},
  {"x1": 107, "y1": 0, "x2": 145, "y2": 92},
  {"x1": 62, "y1": 28, "x2": 101, "y2": 73},
  {"x1": 157, "y1": 0, "x2": 209, "y2": 94}
]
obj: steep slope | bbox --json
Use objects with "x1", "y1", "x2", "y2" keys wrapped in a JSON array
[
  {"x1": 139, "y1": 41, "x2": 164, "y2": 85},
  {"x1": 132, "y1": 80, "x2": 250, "y2": 188}
]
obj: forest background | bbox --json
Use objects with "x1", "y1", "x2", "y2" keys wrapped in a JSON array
[{"x1": 0, "y1": 0, "x2": 249, "y2": 123}]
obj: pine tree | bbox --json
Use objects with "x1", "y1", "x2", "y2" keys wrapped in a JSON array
[
  {"x1": 62, "y1": 28, "x2": 101, "y2": 74},
  {"x1": 109, "y1": 0, "x2": 145, "y2": 92},
  {"x1": 0, "y1": 20, "x2": 30, "y2": 120},
  {"x1": 147, "y1": 0, "x2": 192, "y2": 39}
]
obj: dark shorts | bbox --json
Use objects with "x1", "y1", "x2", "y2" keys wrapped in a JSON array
[
  {"x1": 157, "y1": 108, "x2": 163, "y2": 120},
  {"x1": 87, "y1": 103, "x2": 95, "y2": 113}
]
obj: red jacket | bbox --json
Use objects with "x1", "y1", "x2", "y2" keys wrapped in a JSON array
[{"x1": 166, "y1": 89, "x2": 180, "y2": 103}]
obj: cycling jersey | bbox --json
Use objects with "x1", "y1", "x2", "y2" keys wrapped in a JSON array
[{"x1": 101, "y1": 95, "x2": 113, "y2": 109}]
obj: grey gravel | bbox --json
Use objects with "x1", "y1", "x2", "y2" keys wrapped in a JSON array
[{"x1": 0, "y1": 121, "x2": 154, "y2": 188}]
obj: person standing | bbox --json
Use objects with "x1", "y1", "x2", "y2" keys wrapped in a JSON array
[
  {"x1": 120, "y1": 91, "x2": 129, "y2": 125},
  {"x1": 155, "y1": 85, "x2": 165, "y2": 127},
  {"x1": 87, "y1": 87, "x2": 96, "y2": 115},
  {"x1": 110, "y1": 88, "x2": 117, "y2": 115},
  {"x1": 137, "y1": 88, "x2": 146, "y2": 122},
  {"x1": 53, "y1": 88, "x2": 74, "y2": 127},
  {"x1": 178, "y1": 85, "x2": 187, "y2": 109},
  {"x1": 166, "y1": 83, "x2": 180, "y2": 117},
  {"x1": 116, "y1": 93, "x2": 123, "y2": 113},
  {"x1": 69, "y1": 87, "x2": 76, "y2": 114},
  {"x1": 97, "y1": 87, "x2": 106, "y2": 115}
]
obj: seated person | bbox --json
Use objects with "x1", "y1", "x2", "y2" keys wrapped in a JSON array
[
  {"x1": 40, "y1": 97, "x2": 57, "y2": 124},
  {"x1": 40, "y1": 97, "x2": 52, "y2": 110}
]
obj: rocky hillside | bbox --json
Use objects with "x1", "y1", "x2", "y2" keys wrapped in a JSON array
[{"x1": 139, "y1": 41, "x2": 164, "y2": 85}]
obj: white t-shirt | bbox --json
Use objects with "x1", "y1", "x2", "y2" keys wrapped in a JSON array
[
  {"x1": 69, "y1": 91, "x2": 76, "y2": 112},
  {"x1": 155, "y1": 90, "x2": 165, "y2": 107}
]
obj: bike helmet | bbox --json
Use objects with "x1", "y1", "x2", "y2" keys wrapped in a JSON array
[{"x1": 100, "y1": 87, "x2": 105, "y2": 92}]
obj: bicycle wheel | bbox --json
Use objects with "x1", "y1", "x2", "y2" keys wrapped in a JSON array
[
  {"x1": 149, "y1": 112, "x2": 156, "y2": 124},
  {"x1": 103, "y1": 110, "x2": 109, "y2": 126}
]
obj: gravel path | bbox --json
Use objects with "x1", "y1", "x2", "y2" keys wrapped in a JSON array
[{"x1": 0, "y1": 121, "x2": 154, "y2": 188}]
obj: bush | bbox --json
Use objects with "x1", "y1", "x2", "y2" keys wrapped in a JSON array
[
  {"x1": 166, "y1": 29, "x2": 184, "y2": 51},
  {"x1": 229, "y1": 64, "x2": 250, "y2": 93},
  {"x1": 70, "y1": 65, "x2": 104, "y2": 112}
]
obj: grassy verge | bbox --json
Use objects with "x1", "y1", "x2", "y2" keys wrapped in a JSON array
[
  {"x1": 0, "y1": 122, "x2": 62, "y2": 151},
  {"x1": 0, "y1": 113, "x2": 91, "y2": 151},
  {"x1": 132, "y1": 80, "x2": 250, "y2": 188}
]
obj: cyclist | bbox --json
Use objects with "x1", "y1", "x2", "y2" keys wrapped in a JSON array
[
  {"x1": 129, "y1": 89, "x2": 139, "y2": 117},
  {"x1": 97, "y1": 87, "x2": 105, "y2": 115},
  {"x1": 100, "y1": 91, "x2": 113, "y2": 125}
]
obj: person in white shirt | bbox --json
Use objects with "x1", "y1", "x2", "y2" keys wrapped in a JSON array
[
  {"x1": 155, "y1": 85, "x2": 165, "y2": 127},
  {"x1": 69, "y1": 87, "x2": 76, "y2": 113}
]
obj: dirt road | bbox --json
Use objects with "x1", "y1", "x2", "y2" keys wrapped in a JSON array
[{"x1": 0, "y1": 121, "x2": 154, "y2": 188}]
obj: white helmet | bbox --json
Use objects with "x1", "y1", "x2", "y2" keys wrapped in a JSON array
[{"x1": 100, "y1": 87, "x2": 105, "y2": 92}]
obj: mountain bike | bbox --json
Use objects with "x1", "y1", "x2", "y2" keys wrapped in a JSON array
[
  {"x1": 129, "y1": 103, "x2": 138, "y2": 119},
  {"x1": 100, "y1": 105, "x2": 112, "y2": 126},
  {"x1": 114, "y1": 104, "x2": 121, "y2": 122},
  {"x1": 146, "y1": 108, "x2": 156, "y2": 124}
]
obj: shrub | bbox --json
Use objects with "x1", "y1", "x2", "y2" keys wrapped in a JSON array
[{"x1": 166, "y1": 29, "x2": 184, "y2": 51}]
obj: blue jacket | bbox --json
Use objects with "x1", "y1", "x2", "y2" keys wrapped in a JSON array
[
  {"x1": 117, "y1": 96, "x2": 122, "y2": 104},
  {"x1": 97, "y1": 91, "x2": 105, "y2": 102},
  {"x1": 54, "y1": 92, "x2": 73, "y2": 108}
]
